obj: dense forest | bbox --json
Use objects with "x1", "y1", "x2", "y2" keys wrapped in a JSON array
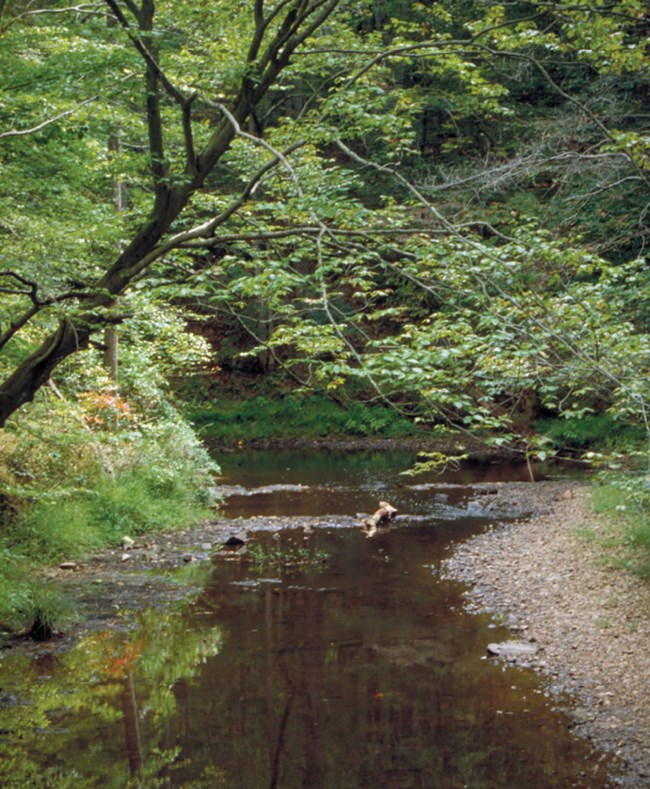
[{"x1": 1, "y1": 0, "x2": 649, "y2": 630}]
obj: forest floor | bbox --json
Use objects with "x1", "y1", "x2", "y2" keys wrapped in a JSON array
[{"x1": 443, "y1": 481, "x2": 650, "y2": 788}]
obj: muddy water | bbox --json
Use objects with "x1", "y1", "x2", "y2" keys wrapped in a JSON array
[{"x1": 0, "y1": 451, "x2": 614, "y2": 788}]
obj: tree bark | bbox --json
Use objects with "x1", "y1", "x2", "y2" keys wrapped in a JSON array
[{"x1": 103, "y1": 327, "x2": 119, "y2": 385}]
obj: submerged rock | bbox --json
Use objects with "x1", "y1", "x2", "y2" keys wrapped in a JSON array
[
  {"x1": 223, "y1": 534, "x2": 246, "y2": 547},
  {"x1": 487, "y1": 641, "x2": 539, "y2": 659}
]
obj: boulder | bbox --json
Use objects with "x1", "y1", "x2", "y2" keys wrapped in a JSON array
[{"x1": 223, "y1": 533, "x2": 246, "y2": 548}]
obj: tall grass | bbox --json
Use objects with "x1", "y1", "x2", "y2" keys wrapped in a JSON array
[
  {"x1": 0, "y1": 394, "x2": 219, "y2": 635},
  {"x1": 6, "y1": 471, "x2": 212, "y2": 562},
  {"x1": 591, "y1": 479, "x2": 650, "y2": 578}
]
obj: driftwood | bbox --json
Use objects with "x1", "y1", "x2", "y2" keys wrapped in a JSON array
[{"x1": 362, "y1": 501, "x2": 397, "y2": 536}]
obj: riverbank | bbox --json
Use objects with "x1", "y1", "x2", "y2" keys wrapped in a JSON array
[
  {"x1": 5, "y1": 471, "x2": 648, "y2": 786},
  {"x1": 443, "y1": 481, "x2": 650, "y2": 787},
  {"x1": 208, "y1": 433, "x2": 524, "y2": 462}
]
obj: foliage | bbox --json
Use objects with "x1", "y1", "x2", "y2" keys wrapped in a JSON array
[
  {"x1": 190, "y1": 394, "x2": 418, "y2": 442},
  {"x1": 399, "y1": 451, "x2": 469, "y2": 477},
  {"x1": 591, "y1": 480, "x2": 650, "y2": 579},
  {"x1": 0, "y1": 0, "x2": 648, "y2": 435}
]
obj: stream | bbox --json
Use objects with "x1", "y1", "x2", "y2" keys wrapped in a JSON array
[{"x1": 0, "y1": 449, "x2": 616, "y2": 787}]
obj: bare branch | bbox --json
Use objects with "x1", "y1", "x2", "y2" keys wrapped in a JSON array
[
  {"x1": 0, "y1": 98, "x2": 95, "y2": 139},
  {"x1": 178, "y1": 226, "x2": 449, "y2": 249},
  {"x1": 20, "y1": 4, "x2": 105, "y2": 18}
]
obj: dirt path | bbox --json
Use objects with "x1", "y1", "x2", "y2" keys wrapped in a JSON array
[{"x1": 443, "y1": 481, "x2": 650, "y2": 787}]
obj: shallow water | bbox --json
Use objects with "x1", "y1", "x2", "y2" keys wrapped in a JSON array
[
  {"x1": 215, "y1": 447, "x2": 580, "y2": 519},
  {"x1": 0, "y1": 451, "x2": 614, "y2": 787}
]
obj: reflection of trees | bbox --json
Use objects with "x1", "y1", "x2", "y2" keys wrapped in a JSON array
[
  {"x1": 122, "y1": 672, "x2": 143, "y2": 780},
  {"x1": 161, "y1": 532, "x2": 611, "y2": 789},
  {"x1": 0, "y1": 531, "x2": 613, "y2": 788},
  {"x1": 0, "y1": 576, "x2": 223, "y2": 788}
]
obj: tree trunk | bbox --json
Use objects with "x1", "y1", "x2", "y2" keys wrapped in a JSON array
[
  {"x1": 0, "y1": 1, "x2": 340, "y2": 428},
  {"x1": 103, "y1": 130, "x2": 125, "y2": 388},
  {"x1": 103, "y1": 327, "x2": 119, "y2": 385},
  {"x1": 0, "y1": 318, "x2": 92, "y2": 426}
]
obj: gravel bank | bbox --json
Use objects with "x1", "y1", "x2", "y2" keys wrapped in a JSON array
[{"x1": 443, "y1": 480, "x2": 650, "y2": 787}]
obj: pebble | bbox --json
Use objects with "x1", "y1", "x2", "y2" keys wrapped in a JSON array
[{"x1": 442, "y1": 481, "x2": 650, "y2": 788}]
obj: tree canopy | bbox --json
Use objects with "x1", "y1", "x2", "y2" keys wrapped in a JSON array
[{"x1": 1, "y1": 0, "x2": 649, "y2": 451}]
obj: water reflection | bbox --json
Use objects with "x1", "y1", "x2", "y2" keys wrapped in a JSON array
[
  {"x1": 215, "y1": 449, "x2": 585, "y2": 519},
  {"x1": 0, "y1": 570, "x2": 222, "y2": 788},
  {"x1": 158, "y1": 525, "x2": 613, "y2": 788},
  {"x1": 0, "y1": 452, "x2": 612, "y2": 788}
]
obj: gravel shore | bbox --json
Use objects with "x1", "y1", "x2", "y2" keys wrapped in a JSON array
[
  {"x1": 443, "y1": 480, "x2": 650, "y2": 787},
  {"x1": 12, "y1": 475, "x2": 650, "y2": 784}
]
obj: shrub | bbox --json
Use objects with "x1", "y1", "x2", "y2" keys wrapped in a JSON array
[
  {"x1": 190, "y1": 395, "x2": 418, "y2": 442},
  {"x1": 535, "y1": 414, "x2": 645, "y2": 451}
]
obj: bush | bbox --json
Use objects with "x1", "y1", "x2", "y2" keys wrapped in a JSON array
[
  {"x1": 190, "y1": 395, "x2": 418, "y2": 442},
  {"x1": 535, "y1": 414, "x2": 645, "y2": 451}
]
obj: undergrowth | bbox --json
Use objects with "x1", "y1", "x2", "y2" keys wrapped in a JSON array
[
  {"x1": 591, "y1": 478, "x2": 650, "y2": 578},
  {"x1": 190, "y1": 395, "x2": 418, "y2": 442},
  {"x1": 0, "y1": 390, "x2": 219, "y2": 635},
  {"x1": 535, "y1": 414, "x2": 646, "y2": 452}
]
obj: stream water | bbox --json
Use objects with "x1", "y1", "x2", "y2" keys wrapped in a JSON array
[{"x1": 0, "y1": 450, "x2": 615, "y2": 788}]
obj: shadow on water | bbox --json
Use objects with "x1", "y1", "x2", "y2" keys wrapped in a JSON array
[{"x1": 0, "y1": 451, "x2": 615, "y2": 788}]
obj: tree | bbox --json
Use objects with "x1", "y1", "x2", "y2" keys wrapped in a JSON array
[
  {"x1": 0, "y1": 0, "x2": 339, "y2": 425},
  {"x1": 1, "y1": 0, "x2": 648, "y2": 445}
]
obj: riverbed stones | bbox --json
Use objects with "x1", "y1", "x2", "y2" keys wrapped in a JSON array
[
  {"x1": 487, "y1": 641, "x2": 539, "y2": 660},
  {"x1": 442, "y1": 481, "x2": 650, "y2": 788}
]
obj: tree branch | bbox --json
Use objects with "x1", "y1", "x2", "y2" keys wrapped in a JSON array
[
  {"x1": 103, "y1": 0, "x2": 188, "y2": 106},
  {"x1": 0, "y1": 98, "x2": 95, "y2": 139}
]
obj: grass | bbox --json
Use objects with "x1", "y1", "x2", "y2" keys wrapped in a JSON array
[
  {"x1": 6, "y1": 472, "x2": 213, "y2": 562},
  {"x1": 0, "y1": 468, "x2": 215, "y2": 635},
  {"x1": 590, "y1": 480, "x2": 650, "y2": 578},
  {"x1": 535, "y1": 414, "x2": 646, "y2": 452},
  {"x1": 190, "y1": 394, "x2": 419, "y2": 442}
]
